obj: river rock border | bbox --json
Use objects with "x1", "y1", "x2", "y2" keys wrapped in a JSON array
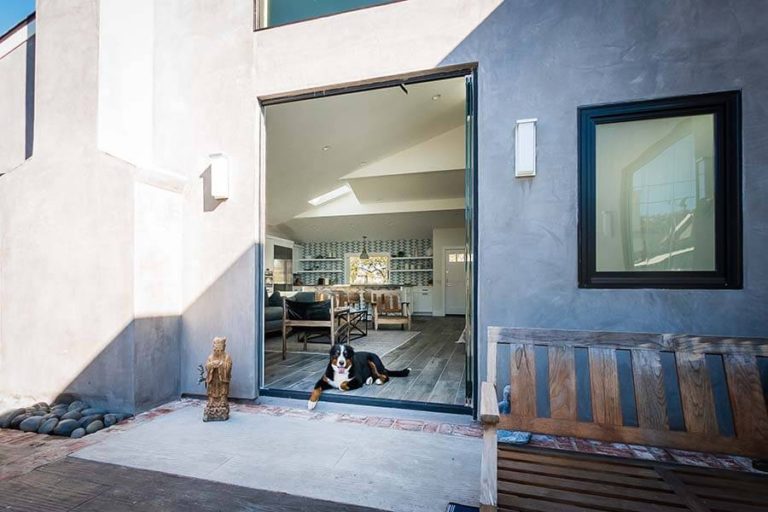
[{"x1": 0, "y1": 398, "x2": 131, "y2": 439}]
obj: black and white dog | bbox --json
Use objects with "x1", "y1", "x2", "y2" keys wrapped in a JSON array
[{"x1": 307, "y1": 344, "x2": 410, "y2": 410}]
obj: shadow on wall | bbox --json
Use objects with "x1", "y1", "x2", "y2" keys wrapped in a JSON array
[
  {"x1": 61, "y1": 316, "x2": 180, "y2": 413},
  {"x1": 200, "y1": 165, "x2": 225, "y2": 212},
  {"x1": 25, "y1": 34, "x2": 35, "y2": 159},
  {"x1": 44, "y1": 244, "x2": 259, "y2": 414}
]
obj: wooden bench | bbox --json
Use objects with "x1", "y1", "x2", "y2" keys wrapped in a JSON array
[{"x1": 480, "y1": 327, "x2": 768, "y2": 511}]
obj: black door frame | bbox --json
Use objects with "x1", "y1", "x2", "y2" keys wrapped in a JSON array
[{"x1": 257, "y1": 63, "x2": 479, "y2": 416}]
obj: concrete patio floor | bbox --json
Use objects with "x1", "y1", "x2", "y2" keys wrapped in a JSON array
[{"x1": 69, "y1": 399, "x2": 482, "y2": 512}]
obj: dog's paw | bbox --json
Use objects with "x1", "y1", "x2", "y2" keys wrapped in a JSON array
[
  {"x1": 375, "y1": 378, "x2": 384, "y2": 385},
  {"x1": 365, "y1": 377, "x2": 373, "y2": 385},
  {"x1": 307, "y1": 400, "x2": 318, "y2": 411}
]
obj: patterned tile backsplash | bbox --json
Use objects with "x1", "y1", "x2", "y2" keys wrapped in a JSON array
[{"x1": 298, "y1": 239, "x2": 433, "y2": 286}]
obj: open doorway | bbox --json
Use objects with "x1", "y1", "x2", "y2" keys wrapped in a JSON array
[{"x1": 259, "y1": 68, "x2": 477, "y2": 413}]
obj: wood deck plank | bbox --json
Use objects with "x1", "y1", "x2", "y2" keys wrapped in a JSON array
[
  {"x1": 498, "y1": 480, "x2": 686, "y2": 512},
  {"x1": 496, "y1": 446, "x2": 768, "y2": 512},
  {"x1": 498, "y1": 469, "x2": 684, "y2": 505},
  {"x1": 497, "y1": 458, "x2": 673, "y2": 491},
  {"x1": 499, "y1": 449, "x2": 662, "y2": 478}
]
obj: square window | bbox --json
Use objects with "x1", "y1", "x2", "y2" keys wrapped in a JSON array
[
  {"x1": 348, "y1": 254, "x2": 389, "y2": 285},
  {"x1": 578, "y1": 91, "x2": 742, "y2": 288}
]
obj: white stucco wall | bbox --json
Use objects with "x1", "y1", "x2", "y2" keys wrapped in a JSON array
[
  {"x1": 97, "y1": 0, "x2": 154, "y2": 167},
  {"x1": 153, "y1": 0, "x2": 258, "y2": 399},
  {"x1": 0, "y1": 0, "x2": 187, "y2": 411},
  {"x1": 0, "y1": 0, "x2": 138, "y2": 410},
  {"x1": 252, "y1": 0, "x2": 503, "y2": 96}
]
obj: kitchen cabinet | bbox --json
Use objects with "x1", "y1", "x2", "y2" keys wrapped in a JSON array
[{"x1": 411, "y1": 286, "x2": 433, "y2": 315}]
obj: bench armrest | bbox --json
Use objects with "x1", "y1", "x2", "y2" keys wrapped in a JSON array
[{"x1": 480, "y1": 381, "x2": 500, "y2": 425}]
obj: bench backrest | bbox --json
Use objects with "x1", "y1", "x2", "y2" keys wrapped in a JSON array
[{"x1": 488, "y1": 327, "x2": 768, "y2": 458}]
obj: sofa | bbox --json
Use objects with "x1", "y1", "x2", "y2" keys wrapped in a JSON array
[{"x1": 264, "y1": 291, "x2": 317, "y2": 335}]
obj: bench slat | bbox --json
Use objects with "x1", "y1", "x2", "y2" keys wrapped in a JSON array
[
  {"x1": 509, "y1": 343, "x2": 536, "y2": 418},
  {"x1": 724, "y1": 353, "x2": 768, "y2": 442},
  {"x1": 632, "y1": 349, "x2": 669, "y2": 430},
  {"x1": 496, "y1": 416, "x2": 768, "y2": 458},
  {"x1": 589, "y1": 347, "x2": 622, "y2": 426},
  {"x1": 676, "y1": 352, "x2": 718, "y2": 435},
  {"x1": 549, "y1": 346, "x2": 577, "y2": 420}
]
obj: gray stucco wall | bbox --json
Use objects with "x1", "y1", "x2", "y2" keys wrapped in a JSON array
[
  {"x1": 0, "y1": 33, "x2": 31, "y2": 173},
  {"x1": 437, "y1": 0, "x2": 768, "y2": 379}
]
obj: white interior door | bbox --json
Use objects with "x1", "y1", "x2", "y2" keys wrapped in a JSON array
[{"x1": 444, "y1": 248, "x2": 467, "y2": 315}]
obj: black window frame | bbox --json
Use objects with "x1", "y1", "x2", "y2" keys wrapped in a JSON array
[{"x1": 578, "y1": 91, "x2": 742, "y2": 289}]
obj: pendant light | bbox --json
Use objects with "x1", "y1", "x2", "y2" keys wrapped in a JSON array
[{"x1": 360, "y1": 235, "x2": 369, "y2": 260}]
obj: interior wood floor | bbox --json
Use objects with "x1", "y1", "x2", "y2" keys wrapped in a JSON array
[{"x1": 263, "y1": 315, "x2": 468, "y2": 406}]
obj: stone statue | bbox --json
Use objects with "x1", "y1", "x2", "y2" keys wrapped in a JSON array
[{"x1": 203, "y1": 337, "x2": 232, "y2": 422}]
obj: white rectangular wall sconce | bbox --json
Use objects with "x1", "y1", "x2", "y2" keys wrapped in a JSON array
[
  {"x1": 515, "y1": 118, "x2": 537, "y2": 177},
  {"x1": 209, "y1": 153, "x2": 229, "y2": 199}
]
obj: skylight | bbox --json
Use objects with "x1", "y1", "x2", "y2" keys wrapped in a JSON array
[{"x1": 308, "y1": 184, "x2": 352, "y2": 206}]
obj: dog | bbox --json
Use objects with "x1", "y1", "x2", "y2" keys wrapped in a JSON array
[{"x1": 307, "y1": 344, "x2": 410, "y2": 410}]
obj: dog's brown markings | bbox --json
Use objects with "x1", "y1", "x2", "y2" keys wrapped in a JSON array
[
  {"x1": 340, "y1": 381, "x2": 351, "y2": 391},
  {"x1": 368, "y1": 361, "x2": 389, "y2": 383},
  {"x1": 310, "y1": 387, "x2": 322, "y2": 402}
]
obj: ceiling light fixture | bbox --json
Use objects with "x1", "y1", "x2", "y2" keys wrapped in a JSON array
[
  {"x1": 308, "y1": 184, "x2": 352, "y2": 206},
  {"x1": 360, "y1": 235, "x2": 369, "y2": 260},
  {"x1": 322, "y1": 145, "x2": 331, "y2": 151},
  {"x1": 432, "y1": 94, "x2": 442, "y2": 101}
]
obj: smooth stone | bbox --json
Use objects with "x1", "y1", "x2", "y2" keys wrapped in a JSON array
[
  {"x1": 41, "y1": 413, "x2": 56, "y2": 420},
  {"x1": 0, "y1": 408, "x2": 26, "y2": 428},
  {"x1": 61, "y1": 410, "x2": 81, "y2": 421},
  {"x1": 19, "y1": 416, "x2": 44, "y2": 432},
  {"x1": 70, "y1": 428, "x2": 86, "y2": 439},
  {"x1": 114, "y1": 413, "x2": 132, "y2": 422},
  {"x1": 53, "y1": 419, "x2": 79, "y2": 436},
  {"x1": 38, "y1": 418, "x2": 58, "y2": 435},
  {"x1": 53, "y1": 394, "x2": 78, "y2": 406},
  {"x1": 10, "y1": 414, "x2": 29, "y2": 429},
  {"x1": 30, "y1": 410, "x2": 47, "y2": 417},
  {"x1": 80, "y1": 408, "x2": 106, "y2": 416},
  {"x1": 79, "y1": 414, "x2": 103, "y2": 427},
  {"x1": 103, "y1": 414, "x2": 117, "y2": 427},
  {"x1": 33, "y1": 401, "x2": 50, "y2": 410},
  {"x1": 85, "y1": 420, "x2": 104, "y2": 435},
  {"x1": 68, "y1": 401, "x2": 86, "y2": 412},
  {"x1": 51, "y1": 406, "x2": 68, "y2": 416}
]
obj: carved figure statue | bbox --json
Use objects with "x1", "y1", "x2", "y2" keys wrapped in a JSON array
[{"x1": 203, "y1": 337, "x2": 232, "y2": 422}]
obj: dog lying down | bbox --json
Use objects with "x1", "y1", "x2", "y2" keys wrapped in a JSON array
[{"x1": 307, "y1": 343, "x2": 411, "y2": 410}]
